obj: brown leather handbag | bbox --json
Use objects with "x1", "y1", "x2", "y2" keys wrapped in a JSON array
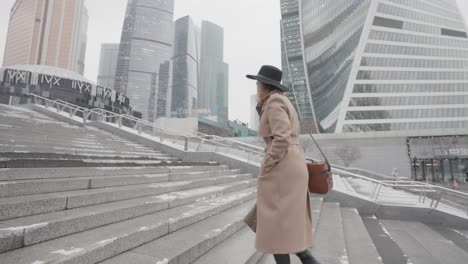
[{"x1": 307, "y1": 134, "x2": 333, "y2": 194}]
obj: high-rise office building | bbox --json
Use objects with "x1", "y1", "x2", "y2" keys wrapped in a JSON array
[
  {"x1": 3, "y1": 0, "x2": 88, "y2": 75},
  {"x1": 280, "y1": 0, "x2": 317, "y2": 133},
  {"x1": 97, "y1": 44, "x2": 119, "y2": 88},
  {"x1": 114, "y1": 0, "x2": 174, "y2": 121},
  {"x1": 296, "y1": 0, "x2": 468, "y2": 133},
  {"x1": 171, "y1": 16, "x2": 199, "y2": 116},
  {"x1": 198, "y1": 21, "x2": 229, "y2": 122}
]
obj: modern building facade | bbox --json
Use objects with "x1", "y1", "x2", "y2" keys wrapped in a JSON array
[
  {"x1": 198, "y1": 21, "x2": 229, "y2": 123},
  {"x1": 280, "y1": 0, "x2": 317, "y2": 133},
  {"x1": 171, "y1": 16, "x2": 199, "y2": 116},
  {"x1": 97, "y1": 44, "x2": 119, "y2": 89},
  {"x1": 297, "y1": 0, "x2": 468, "y2": 134},
  {"x1": 408, "y1": 134, "x2": 468, "y2": 183},
  {"x1": 114, "y1": 0, "x2": 174, "y2": 121},
  {"x1": 0, "y1": 64, "x2": 133, "y2": 115},
  {"x1": 3, "y1": 0, "x2": 88, "y2": 75}
]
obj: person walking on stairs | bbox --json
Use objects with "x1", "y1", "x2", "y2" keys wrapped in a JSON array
[{"x1": 246, "y1": 65, "x2": 320, "y2": 264}]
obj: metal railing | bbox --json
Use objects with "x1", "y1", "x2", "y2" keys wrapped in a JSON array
[
  {"x1": 31, "y1": 94, "x2": 89, "y2": 119},
  {"x1": 335, "y1": 167, "x2": 468, "y2": 215},
  {"x1": 28, "y1": 93, "x2": 468, "y2": 216}
]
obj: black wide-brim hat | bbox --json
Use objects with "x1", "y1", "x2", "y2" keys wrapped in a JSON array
[{"x1": 246, "y1": 65, "x2": 289, "y2": 91}]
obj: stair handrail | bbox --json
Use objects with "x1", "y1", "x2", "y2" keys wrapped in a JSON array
[
  {"x1": 54, "y1": 99, "x2": 89, "y2": 112},
  {"x1": 29, "y1": 94, "x2": 89, "y2": 117}
]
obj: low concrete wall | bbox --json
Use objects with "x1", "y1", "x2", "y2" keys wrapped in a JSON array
[
  {"x1": 234, "y1": 136, "x2": 412, "y2": 179},
  {"x1": 234, "y1": 128, "x2": 467, "y2": 180},
  {"x1": 155, "y1": 117, "x2": 198, "y2": 135}
]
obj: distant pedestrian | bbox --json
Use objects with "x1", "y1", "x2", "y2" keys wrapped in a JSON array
[
  {"x1": 453, "y1": 179, "x2": 459, "y2": 190},
  {"x1": 246, "y1": 65, "x2": 319, "y2": 264}
]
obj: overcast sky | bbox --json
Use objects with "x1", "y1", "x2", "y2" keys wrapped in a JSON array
[{"x1": 0, "y1": 0, "x2": 468, "y2": 124}]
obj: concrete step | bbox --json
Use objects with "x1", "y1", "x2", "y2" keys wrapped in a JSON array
[
  {"x1": 190, "y1": 227, "x2": 256, "y2": 264},
  {"x1": 361, "y1": 216, "x2": 410, "y2": 264},
  {"x1": 257, "y1": 254, "x2": 274, "y2": 264},
  {"x1": 0, "y1": 168, "x2": 242, "y2": 195},
  {"x1": 0, "y1": 177, "x2": 91, "y2": 198},
  {"x1": 90, "y1": 168, "x2": 243, "y2": 188},
  {"x1": 246, "y1": 252, "x2": 264, "y2": 264},
  {"x1": 0, "y1": 158, "x2": 188, "y2": 169},
  {"x1": 100, "y1": 200, "x2": 256, "y2": 264},
  {"x1": 341, "y1": 208, "x2": 383, "y2": 264},
  {"x1": 0, "y1": 138, "x2": 154, "y2": 150},
  {"x1": 0, "y1": 179, "x2": 256, "y2": 252},
  {"x1": 381, "y1": 220, "x2": 468, "y2": 264},
  {"x1": 0, "y1": 173, "x2": 253, "y2": 220},
  {"x1": 0, "y1": 144, "x2": 164, "y2": 153},
  {"x1": 0, "y1": 150, "x2": 169, "y2": 160},
  {"x1": 256, "y1": 253, "x2": 315, "y2": 264},
  {"x1": 429, "y1": 226, "x2": 468, "y2": 253},
  {"x1": 310, "y1": 196, "x2": 323, "y2": 233},
  {"x1": 0, "y1": 188, "x2": 256, "y2": 264},
  {"x1": 0, "y1": 152, "x2": 168, "y2": 160},
  {"x1": 0, "y1": 136, "x2": 151, "y2": 145},
  {"x1": 311, "y1": 202, "x2": 348, "y2": 264},
  {"x1": 0, "y1": 165, "x2": 229, "y2": 181},
  {"x1": 1, "y1": 159, "x2": 223, "y2": 169}
]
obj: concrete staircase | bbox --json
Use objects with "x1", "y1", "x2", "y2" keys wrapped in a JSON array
[
  {"x1": 252, "y1": 201, "x2": 468, "y2": 264},
  {"x1": 1, "y1": 105, "x2": 468, "y2": 263},
  {"x1": 0, "y1": 104, "x2": 174, "y2": 161}
]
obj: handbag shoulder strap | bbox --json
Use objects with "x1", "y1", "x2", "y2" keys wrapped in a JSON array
[{"x1": 309, "y1": 134, "x2": 331, "y2": 168}]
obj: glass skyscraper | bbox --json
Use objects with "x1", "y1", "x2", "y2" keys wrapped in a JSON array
[
  {"x1": 97, "y1": 43, "x2": 119, "y2": 89},
  {"x1": 114, "y1": 0, "x2": 174, "y2": 121},
  {"x1": 171, "y1": 16, "x2": 199, "y2": 116},
  {"x1": 280, "y1": 0, "x2": 317, "y2": 133},
  {"x1": 290, "y1": 0, "x2": 468, "y2": 133},
  {"x1": 198, "y1": 21, "x2": 229, "y2": 122}
]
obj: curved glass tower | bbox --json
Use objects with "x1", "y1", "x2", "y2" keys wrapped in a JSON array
[
  {"x1": 280, "y1": 0, "x2": 317, "y2": 133},
  {"x1": 295, "y1": 0, "x2": 468, "y2": 133}
]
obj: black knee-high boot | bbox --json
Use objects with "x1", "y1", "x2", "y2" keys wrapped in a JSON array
[
  {"x1": 296, "y1": 250, "x2": 321, "y2": 264},
  {"x1": 274, "y1": 254, "x2": 290, "y2": 264}
]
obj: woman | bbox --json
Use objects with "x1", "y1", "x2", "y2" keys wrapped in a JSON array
[{"x1": 246, "y1": 65, "x2": 319, "y2": 264}]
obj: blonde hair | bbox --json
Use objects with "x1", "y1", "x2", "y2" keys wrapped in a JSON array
[{"x1": 257, "y1": 82, "x2": 282, "y2": 103}]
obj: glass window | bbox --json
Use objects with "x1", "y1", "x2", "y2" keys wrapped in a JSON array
[
  {"x1": 377, "y1": 3, "x2": 465, "y2": 30},
  {"x1": 349, "y1": 96, "x2": 468, "y2": 106},
  {"x1": 368, "y1": 30, "x2": 468, "y2": 48},
  {"x1": 441, "y1": 28, "x2": 468, "y2": 38},
  {"x1": 386, "y1": 0, "x2": 461, "y2": 20},
  {"x1": 361, "y1": 57, "x2": 468, "y2": 68},
  {"x1": 373, "y1": 16, "x2": 403, "y2": 29},
  {"x1": 364, "y1": 43, "x2": 468, "y2": 58},
  {"x1": 357, "y1": 70, "x2": 468, "y2": 80}
]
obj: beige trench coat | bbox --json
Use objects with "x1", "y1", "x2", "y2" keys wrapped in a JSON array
[{"x1": 255, "y1": 92, "x2": 313, "y2": 254}]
